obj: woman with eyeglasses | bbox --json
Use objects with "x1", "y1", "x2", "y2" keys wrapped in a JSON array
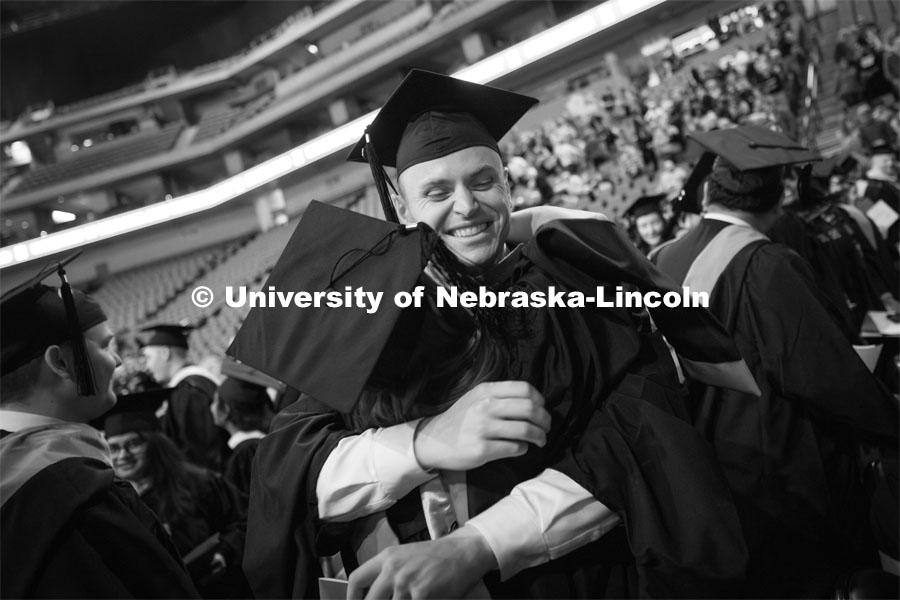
[{"x1": 104, "y1": 393, "x2": 250, "y2": 598}]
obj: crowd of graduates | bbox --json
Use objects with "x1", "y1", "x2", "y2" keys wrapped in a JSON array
[{"x1": 499, "y1": 1, "x2": 814, "y2": 220}]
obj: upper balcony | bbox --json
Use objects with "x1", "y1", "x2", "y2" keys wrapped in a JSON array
[
  {"x1": 2, "y1": 0, "x2": 517, "y2": 211},
  {"x1": 1, "y1": 0, "x2": 375, "y2": 143}
]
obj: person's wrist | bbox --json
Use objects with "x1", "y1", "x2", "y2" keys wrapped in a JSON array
[
  {"x1": 412, "y1": 416, "x2": 438, "y2": 471},
  {"x1": 447, "y1": 526, "x2": 498, "y2": 576}
]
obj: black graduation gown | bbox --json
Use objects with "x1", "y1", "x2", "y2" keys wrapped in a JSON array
[
  {"x1": 771, "y1": 202, "x2": 898, "y2": 333},
  {"x1": 163, "y1": 371, "x2": 228, "y2": 471},
  {"x1": 1, "y1": 451, "x2": 199, "y2": 599},
  {"x1": 653, "y1": 217, "x2": 900, "y2": 597},
  {"x1": 143, "y1": 468, "x2": 245, "y2": 560},
  {"x1": 768, "y1": 209, "x2": 857, "y2": 337},
  {"x1": 224, "y1": 436, "x2": 262, "y2": 506},
  {"x1": 245, "y1": 220, "x2": 749, "y2": 598},
  {"x1": 860, "y1": 178, "x2": 900, "y2": 264}
]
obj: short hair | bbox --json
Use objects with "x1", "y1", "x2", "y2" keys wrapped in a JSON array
[
  {"x1": 0, "y1": 355, "x2": 46, "y2": 405},
  {"x1": 220, "y1": 392, "x2": 274, "y2": 433},
  {"x1": 707, "y1": 177, "x2": 784, "y2": 213}
]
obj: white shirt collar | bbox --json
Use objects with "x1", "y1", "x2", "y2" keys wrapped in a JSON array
[
  {"x1": 0, "y1": 410, "x2": 67, "y2": 433},
  {"x1": 168, "y1": 364, "x2": 222, "y2": 388},
  {"x1": 704, "y1": 212, "x2": 755, "y2": 229},
  {"x1": 228, "y1": 430, "x2": 266, "y2": 450}
]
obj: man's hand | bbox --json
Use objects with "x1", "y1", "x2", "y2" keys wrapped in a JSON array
[
  {"x1": 347, "y1": 527, "x2": 496, "y2": 599},
  {"x1": 880, "y1": 292, "x2": 900, "y2": 317},
  {"x1": 209, "y1": 552, "x2": 226, "y2": 573},
  {"x1": 414, "y1": 381, "x2": 550, "y2": 471}
]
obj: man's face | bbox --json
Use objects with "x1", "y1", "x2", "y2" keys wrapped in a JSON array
[
  {"x1": 397, "y1": 146, "x2": 512, "y2": 271},
  {"x1": 857, "y1": 107, "x2": 872, "y2": 125},
  {"x1": 142, "y1": 345, "x2": 169, "y2": 385},
  {"x1": 107, "y1": 432, "x2": 149, "y2": 482},
  {"x1": 635, "y1": 212, "x2": 666, "y2": 247},
  {"x1": 871, "y1": 153, "x2": 897, "y2": 178}
]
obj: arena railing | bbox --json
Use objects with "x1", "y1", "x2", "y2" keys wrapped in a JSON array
[{"x1": 0, "y1": 0, "x2": 669, "y2": 269}]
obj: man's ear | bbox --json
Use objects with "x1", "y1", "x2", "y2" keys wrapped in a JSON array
[
  {"x1": 502, "y1": 166, "x2": 513, "y2": 210},
  {"x1": 393, "y1": 192, "x2": 411, "y2": 224},
  {"x1": 44, "y1": 345, "x2": 73, "y2": 381}
]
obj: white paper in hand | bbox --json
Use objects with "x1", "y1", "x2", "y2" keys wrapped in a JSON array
[{"x1": 318, "y1": 577, "x2": 349, "y2": 600}]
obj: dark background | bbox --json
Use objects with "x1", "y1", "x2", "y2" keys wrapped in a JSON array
[{"x1": 1, "y1": 1, "x2": 320, "y2": 121}]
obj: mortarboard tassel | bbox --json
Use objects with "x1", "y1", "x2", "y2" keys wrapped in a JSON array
[
  {"x1": 425, "y1": 232, "x2": 527, "y2": 353},
  {"x1": 675, "y1": 152, "x2": 717, "y2": 215},
  {"x1": 363, "y1": 129, "x2": 401, "y2": 223},
  {"x1": 57, "y1": 263, "x2": 97, "y2": 396}
]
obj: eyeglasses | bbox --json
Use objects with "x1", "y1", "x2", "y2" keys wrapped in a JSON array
[{"x1": 108, "y1": 438, "x2": 147, "y2": 456}]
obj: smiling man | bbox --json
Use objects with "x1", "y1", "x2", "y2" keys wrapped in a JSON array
[
  {"x1": 240, "y1": 70, "x2": 752, "y2": 599},
  {"x1": 0, "y1": 261, "x2": 198, "y2": 598},
  {"x1": 398, "y1": 145, "x2": 511, "y2": 268}
]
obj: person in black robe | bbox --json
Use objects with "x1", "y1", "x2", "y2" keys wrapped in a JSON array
[
  {"x1": 230, "y1": 71, "x2": 757, "y2": 598},
  {"x1": 770, "y1": 159, "x2": 899, "y2": 334},
  {"x1": 141, "y1": 324, "x2": 228, "y2": 471},
  {"x1": 652, "y1": 125, "x2": 900, "y2": 597},
  {"x1": 239, "y1": 206, "x2": 755, "y2": 599},
  {"x1": 211, "y1": 376, "x2": 274, "y2": 505},
  {"x1": 857, "y1": 145, "x2": 900, "y2": 265},
  {"x1": 0, "y1": 261, "x2": 198, "y2": 598},
  {"x1": 622, "y1": 194, "x2": 675, "y2": 256},
  {"x1": 104, "y1": 404, "x2": 250, "y2": 598}
]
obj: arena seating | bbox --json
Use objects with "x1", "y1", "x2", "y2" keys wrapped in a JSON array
[
  {"x1": 9, "y1": 122, "x2": 183, "y2": 195},
  {"x1": 89, "y1": 2, "x2": 842, "y2": 367},
  {"x1": 91, "y1": 237, "x2": 244, "y2": 335},
  {"x1": 136, "y1": 219, "x2": 298, "y2": 362},
  {"x1": 54, "y1": 82, "x2": 148, "y2": 116},
  {"x1": 192, "y1": 93, "x2": 277, "y2": 145}
]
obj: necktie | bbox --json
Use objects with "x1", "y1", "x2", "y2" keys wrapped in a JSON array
[{"x1": 419, "y1": 477, "x2": 458, "y2": 539}]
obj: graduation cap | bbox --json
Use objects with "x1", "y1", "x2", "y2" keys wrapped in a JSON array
[
  {"x1": 810, "y1": 156, "x2": 841, "y2": 180},
  {"x1": 0, "y1": 253, "x2": 106, "y2": 396},
  {"x1": 674, "y1": 125, "x2": 820, "y2": 213},
  {"x1": 102, "y1": 387, "x2": 172, "y2": 436},
  {"x1": 624, "y1": 194, "x2": 667, "y2": 219},
  {"x1": 140, "y1": 324, "x2": 194, "y2": 349},
  {"x1": 347, "y1": 69, "x2": 538, "y2": 222},
  {"x1": 870, "y1": 143, "x2": 895, "y2": 157},
  {"x1": 226, "y1": 200, "x2": 475, "y2": 413},
  {"x1": 216, "y1": 376, "x2": 270, "y2": 414}
]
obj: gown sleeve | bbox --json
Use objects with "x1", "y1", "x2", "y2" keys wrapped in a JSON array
[{"x1": 243, "y1": 395, "x2": 356, "y2": 599}]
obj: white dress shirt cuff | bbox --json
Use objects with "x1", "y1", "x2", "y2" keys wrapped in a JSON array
[
  {"x1": 316, "y1": 420, "x2": 435, "y2": 521},
  {"x1": 466, "y1": 469, "x2": 620, "y2": 580}
]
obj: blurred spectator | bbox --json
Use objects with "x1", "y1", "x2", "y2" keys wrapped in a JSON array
[
  {"x1": 857, "y1": 145, "x2": 900, "y2": 263},
  {"x1": 857, "y1": 104, "x2": 897, "y2": 154},
  {"x1": 623, "y1": 194, "x2": 673, "y2": 255},
  {"x1": 105, "y1": 406, "x2": 250, "y2": 598},
  {"x1": 210, "y1": 377, "x2": 274, "y2": 505},
  {"x1": 141, "y1": 324, "x2": 227, "y2": 471},
  {"x1": 658, "y1": 159, "x2": 689, "y2": 198},
  {"x1": 835, "y1": 59, "x2": 864, "y2": 108}
]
